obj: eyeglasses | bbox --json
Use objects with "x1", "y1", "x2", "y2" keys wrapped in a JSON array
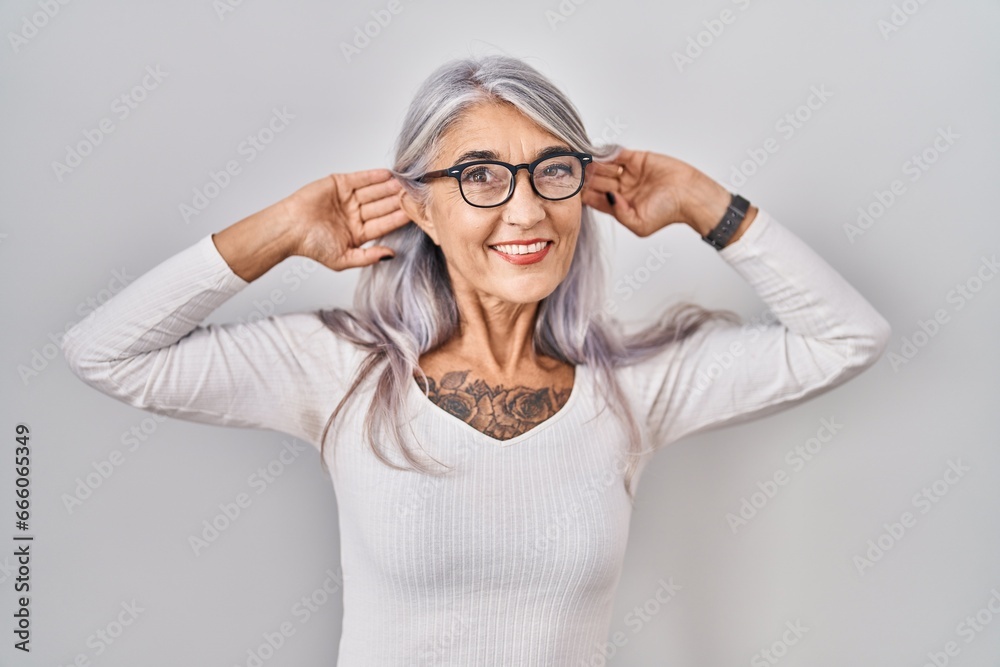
[{"x1": 417, "y1": 151, "x2": 593, "y2": 208}]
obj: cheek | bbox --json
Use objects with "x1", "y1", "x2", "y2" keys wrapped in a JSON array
[
  {"x1": 556, "y1": 206, "x2": 583, "y2": 242},
  {"x1": 430, "y1": 205, "x2": 494, "y2": 256}
]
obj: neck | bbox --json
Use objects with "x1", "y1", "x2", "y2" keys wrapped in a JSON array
[{"x1": 443, "y1": 286, "x2": 546, "y2": 379}]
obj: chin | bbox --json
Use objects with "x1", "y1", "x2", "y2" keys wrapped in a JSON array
[{"x1": 499, "y1": 281, "x2": 560, "y2": 305}]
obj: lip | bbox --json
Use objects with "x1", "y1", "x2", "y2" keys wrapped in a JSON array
[{"x1": 489, "y1": 240, "x2": 553, "y2": 265}]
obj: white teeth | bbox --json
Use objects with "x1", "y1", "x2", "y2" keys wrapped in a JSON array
[{"x1": 491, "y1": 241, "x2": 549, "y2": 255}]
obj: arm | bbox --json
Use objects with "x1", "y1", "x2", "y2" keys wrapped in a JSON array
[
  {"x1": 584, "y1": 152, "x2": 891, "y2": 448},
  {"x1": 59, "y1": 215, "x2": 347, "y2": 446},
  {"x1": 61, "y1": 169, "x2": 409, "y2": 446},
  {"x1": 632, "y1": 174, "x2": 891, "y2": 446},
  {"x1": 625, "y1": 183, "x2": 892, "y2": 447}
]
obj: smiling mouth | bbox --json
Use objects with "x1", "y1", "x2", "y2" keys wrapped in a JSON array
[
  {"x1": 488, "y1": 240, "x2": 553, "y2": 265},
  {"x1": 488, "y1": 240, "x2": 552, "y2": 255}
]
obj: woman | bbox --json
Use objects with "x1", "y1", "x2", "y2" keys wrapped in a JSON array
[{"x1": 62, "y1": 55, "x2": 891, "y2": 665}]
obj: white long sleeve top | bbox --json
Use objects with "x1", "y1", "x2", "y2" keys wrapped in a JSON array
[{"x1": 61, "y1": 206, "x2": 891, "y2": 665}]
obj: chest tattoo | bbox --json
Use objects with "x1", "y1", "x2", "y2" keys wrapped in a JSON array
[{"x1": 414, "y1": 369, "x2": 573, "y2": 441}]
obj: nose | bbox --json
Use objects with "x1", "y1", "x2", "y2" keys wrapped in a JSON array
[{"x1": 501, "y1": 168, "x2": 546, "y2": 226}]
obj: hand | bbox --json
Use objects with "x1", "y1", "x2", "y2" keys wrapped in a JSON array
[
  {"x1": 280, "y1": 168, "x2": 410, "y2": 271},
  {"x1": 581, "y1": 148, "x2": 727, "y2": 237}
]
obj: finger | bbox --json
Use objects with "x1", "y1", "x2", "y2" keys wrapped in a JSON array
[
  {"x1": 358, "y1": 208, "x2": 411, "y2": 243},
  {"x1": 589, "y1": 161, "x2": 625, "y2": 179},
  {"x1": 584, "y1": 173, "x2": 620, "y2": 193},
  {"x1": 360, "y1": 193, "x2": 401, "y2": 221},
  {"x1": 608, "y1": 193, "x2": 641, "y2": 231},
  {"x1": 356, "y1": 176, "x2": 402, "y2": 205},
  {"x1": 340, "y1": 245, "x2": 396, "y2": 269},
  {"x1": 604, "y1": 146, "x2": 638, "y2": 165},
  {"x1": 581, "y1": 187, "x2": 613, "y2": 215},
  {"x1": 585, "y1": 187, "x2": 640, "y2": 230},
  {"x1": 342, "y1": 168, "x2": 395, "y2": 193}
]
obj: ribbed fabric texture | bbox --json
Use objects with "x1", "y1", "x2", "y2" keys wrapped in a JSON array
[{"x1": 61, "y1": 207, "x2": 891, "y2": 665}]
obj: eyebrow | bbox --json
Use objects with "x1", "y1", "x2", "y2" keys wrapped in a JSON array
[{"x1": 453, "y1": 144, "x2": 574, "y2": 165}]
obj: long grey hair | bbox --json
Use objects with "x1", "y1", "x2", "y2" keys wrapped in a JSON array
[{"x1": 317, "y1": 54, "x2": 741, "y2": 504}]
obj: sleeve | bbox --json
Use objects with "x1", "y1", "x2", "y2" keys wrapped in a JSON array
[
  {"x1": 60, "y1": 233, "x2": 362, "y2": 448},
  {"x1": 622, "y1": 206, "x2": 893, "y2": 449}
]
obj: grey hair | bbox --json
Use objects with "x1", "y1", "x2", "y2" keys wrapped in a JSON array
[{"x1": 317, "y1": 54, "x2": 741, "y2": 504}]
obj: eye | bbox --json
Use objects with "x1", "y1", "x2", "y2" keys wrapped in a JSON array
[
  {"x1": 462, "y1": 165, "x2": 497, "y2": 184},
  {"x1": 539, "y1": 161, "x2": 573, "y2": 178}
]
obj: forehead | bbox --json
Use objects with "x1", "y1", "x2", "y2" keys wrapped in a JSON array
[{"x1": 436, "y1": 101, "x2": 568, "y2": 160}]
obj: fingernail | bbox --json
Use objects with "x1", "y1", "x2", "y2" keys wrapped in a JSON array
[
  {"x1": 380, "y1": 255, "x2": 394, "y2": 262},
  {"x1": 606, "y1": 192, "x2": 616, "y2": 206}
]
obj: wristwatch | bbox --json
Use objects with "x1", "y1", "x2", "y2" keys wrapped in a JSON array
[{"x1": 702, "y1": 193, "x2": 750, "y2": 250}]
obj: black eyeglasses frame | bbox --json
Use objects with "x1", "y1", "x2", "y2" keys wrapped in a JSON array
[{"x1": 417, "y1": 151, "x2": 594, "y2": 208}]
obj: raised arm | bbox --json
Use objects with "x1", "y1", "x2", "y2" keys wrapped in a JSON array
[
  {"x1": 61, "y1": 169, "x2": 410, "y2": 446},
  {"x1": 583, "y1": 149, "x2": 892, "y2": 447}
]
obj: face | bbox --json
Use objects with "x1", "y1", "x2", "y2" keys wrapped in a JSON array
[{"x1": 402, "y1": 101, "x2": 583, "y2": 307}]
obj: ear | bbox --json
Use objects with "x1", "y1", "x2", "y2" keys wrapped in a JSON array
[{"x1": 399, "y1": 189, "x2": 440, "y2": 246}]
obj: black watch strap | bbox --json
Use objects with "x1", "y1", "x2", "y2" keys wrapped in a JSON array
[{"x1": 702, "y1": 193, "x2": 750, "y2": 250}]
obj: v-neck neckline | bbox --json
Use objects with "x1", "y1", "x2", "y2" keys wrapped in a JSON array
[{"x1": 408, "y1": 364, "x2": 584, "y2": 447}]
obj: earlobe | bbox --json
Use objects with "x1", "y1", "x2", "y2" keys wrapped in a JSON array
[{"x1": 399, "y1": 189, "x2": 439, "y2": 245}]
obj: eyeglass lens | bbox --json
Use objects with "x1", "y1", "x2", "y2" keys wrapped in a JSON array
[{"x1": 459, "y1": 155, "x2": 585, "y2": 206}]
